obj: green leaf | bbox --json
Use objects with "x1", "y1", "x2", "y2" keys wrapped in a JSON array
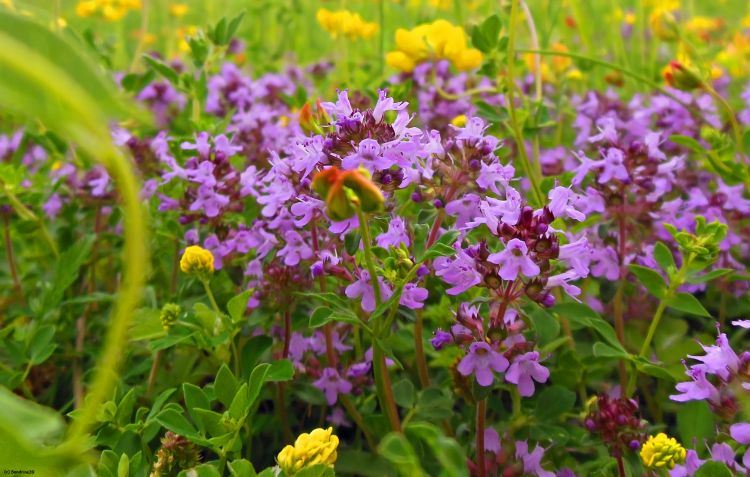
[
  {"x1": 225, "y1": 12, "x2": 246, "y2": 44},
  {"x1": 214, "y1": 364, "x2": 238, "y2": 408},
  {"x1": 228, "y1": 383, "x2": 249, "y2": 420},
  {"x1": 471, "y1": 15, "x2": 501, "y2": 53},
  {"x1": 669, "y1": 134, "x2": 707, "y2": 153},
  {"x1": 666, "y1": 293, "x2": 711, "y2": 317},
  {"x1": 393, "y1": 379, "x2": 415, "y2": 408},
  {"x1": 420, "y1": 230, "x2": 459, "y2": 262},
  {"x1": 27, "y1": 324, "x2": 57, "y2": 364},
  {"x1": 247, "y1": 363, "x2": 271, "y2": 408},
  {"x1": 142, "y1": 55, "x2": 179, "y2": 84},
  {"x1": 632, "y1": 357, "x2": 674, "y2": 381},
  {"x1": 266, "y1": 360, "x2": 294, "y2": 382},
  {"x1": 676, "y1": 400, "x2": 715, "y2": 444},
  {"x1": 535, "y1": 385, "x2": 576, "y2": 421},
  {"x1": 530, "y1": 308, "x2": 560, "y2": 345},
  {"x1": 552, "y1": 303, "x2": 626, "y2": 353},
  {"x1": 155, "y1": 409, "x2": 198, "y2": 438},
  {"x1": 42, "y1": 235, "x2": 96, "y2": 311},
  {"x1": 628, "y1": 265, "x2": 668, "y2": 299},
  {"x1": 183, "y1": 383, "x2": 210, "y2": 430},
  {"x1": 129, "y1": 308, "x2": 165, "y2": 341},
  {"x1": 694, "y1": 461, "x2": 732, "y2": 477},
  {"x1": 344, "y1": 231, "x2": 361, "y2": 256},
  {"x1": 227, "y1": 289, "x2": 252, "y2": 323},
  {"x1": 228, "y1": 459, "x2": 257, "y2": 477},
  {"x1": 592, "y1": 342, "x2": 630, "y2": 360},
  {"x1": 686, "y1": 268, "x2": 733, "y2": 284},
  {"x1": 295, "y1": 464, "x2": 336, "y2": 477},
  {"x1": 653, "y1": 242, "x2": 676, "y2": 272},
  {"x1": 378, "y1": 432, "x2": 425, "y2": 477},
  {"x1": 186, "y1": 463, "x2": 223, "y2": 477},
  {"x1": 405, "y1": 422, "x2": 468, "y2": 477}
]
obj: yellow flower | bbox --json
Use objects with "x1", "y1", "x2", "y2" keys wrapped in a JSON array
[
  {"x1": 177, "y1": 25, "x2": 199, "y2": 53},
  {"x1": 169, "y1": 3, "x2": 188, "y2": 17},
  {"x1": 75, "y1": 0, "x2": 98, "y2": 17},
  {"x1": 451, "y1": 114, "x2": 467, "y2": 127},
  {"x1": 180, "y1": 246, "x2": 214, "y2": 277},
  {"x1": 387, "y1": 20, "x2": 483, "y2": 72},
  {"x1": 76, "y1": 0, "x2": 141, "y2": 21},
  {"x1": 277, "y1": 427, "x2": 339, "y2": 476},
  {"x1": 316, "y1": 8, "x2": 378, "y2": 41},
  {"x1": 640, "y1": 433, "x2": 687, "y2": 470}
]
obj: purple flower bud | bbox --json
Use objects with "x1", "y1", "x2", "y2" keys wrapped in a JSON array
[
  {"x1": 469, "y1": 159, "x2": 481, "y2": 170},
  {"x1": 411, "y1": 191, "x2": 422, "y2": 202},
  {"x1": 433, "y1": 198, "x2": 444, "y2": 209},
  {"x1": 629, "y1": 440, "x2": 641, "y2": 450},
  {"x1": 540, "y1": 293, "x2": 556, "y2": 307}
]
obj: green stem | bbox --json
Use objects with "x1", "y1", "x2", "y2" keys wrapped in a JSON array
[
  {"x1": 515, "y1": 48, "x2": 698, "y2": 110},
  {"x1": 703, "y1": 83, "x2": 745, "y2": 162},
  {"x1": 0, "y1": 180, "x2": 59, "y2": 258},
  {"x1": 127, "y1": 0, "x2": 149, "y2": 74},
  {"x1": 626, "y1": 254, "x2": 694, "y2": 396},
  {"x1": 357, "y1": 208, "x2": 382, "y2": 312},
  {"x1": 66, "y1": 145, "x2": 148, "y2": 446},
  {"x1": 506, "y1": 0, "x2": 544, "y2": 207},
  {"x1": 356, "y1": 207, "x2": 401, "y2": 432},
  {"x1": 202, "y1": 278, "x2": 221, "y2": 314},
  {"x1": 414, "y1": 309, "x2": 430, "y2": 389}
]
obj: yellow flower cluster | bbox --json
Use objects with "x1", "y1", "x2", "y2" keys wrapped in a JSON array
[
  {"x1": 640, "y1": 433, "x2": 687, "y2": 470},
  {"x1": 277, "y1": 427, "x2": 339, "y2": 476},
  {"x1": 316, "y1": 8, "x2": 378, "y2": 40},
  {"x1": 386, "y1": 20, "x2": 482, "y2": 72},
  {"x1": 75, "y1": 0, "x2": 141, "y2": 21},
  {"x1": 180, "y1": 246, "x2": 214, "y2": 278}
]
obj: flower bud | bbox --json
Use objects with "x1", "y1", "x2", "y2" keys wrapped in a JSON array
[
  {"x1": 662, "y1": 60, "x2": 703, "y2": 91},
  {"x1": 160, "y1": 303, "x2": 182, "y2": 331},
  {"x1": 649, "y1": 8, "x2": 679, "y2": 42}
]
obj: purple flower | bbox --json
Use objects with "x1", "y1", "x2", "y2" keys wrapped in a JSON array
[
  {"x1": 515, "y1": 441, "x2": 555, "y2": 477},
  {"x1": 669, "y1": 450, "x2": 704, "y2": 477},
  {"x1": 487, "y1": 239, "x2": 540, "y2": 281},
  {"x1": 376, "y1": 217, "x2": 410, "y2": 248},
  {"x1": 689, "y1": 331, "x2": 741, "y2": 380},
  {"x1": 435, "y1": 247, "x2": 482, "y2": 295},
  {"x1": 732, "y1": 320, "x2": 750, "y2": 328},
  {"x1": 345, "y1": 270, "x2": 393, "y2": 312},
  {"x1": 400, "y1": 282, "x2": 428, "y2": 309},
  {"x1": 710, "y1": 443, "x2": 743, "y2": 473},
  {"x1": 278, "y1": 230, "x2": 313, "y2": 266},
  {"x1": 43, "y1": 193, "x2": 63, "y2": 218},
  {"x1": 559, "y1": 238, "x2": 591, "y2": 276},
  {"x1": 457, "y1": 342, "x2": 509, "y2": 387},
  {"x1": 431, "y1": 329, "x2": 452, "y2": 350},
  {"x1": 597, "y1": 148, "x2": 629, "y2": 184},
  {"x1": 181, "y1": 131, "x2": 211, "y2": 158},
  {"x1": 670, "y1": 367, "x2": 720, "y2": 404},
  {"x1": 547, "y1": 187, "x2": 585, "y2": 221},
  {"x1": 505, "y1": 351, "x2": 550, "y2": 397},
  {"x1": 476, "y1": 161, "x2": 515, "y2": 195},
  {"x1": 313, "y1": 368, "x2": 352, "y2": 405},
  {"x1": 484, "y1": 428, "x2": 501, "y2": 453},
  {"x1": 731, "y1": 423, "x2": 750, "y2": 468}
]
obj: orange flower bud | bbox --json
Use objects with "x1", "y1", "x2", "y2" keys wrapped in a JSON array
[
  {"x1": 662, "y1": 61, "x2": 703, "y2": 91},
  {"x1": 341, "y1": 168, "x2": 385, "y2": 214},
  {"x1": 312, "y1": 167, "x2": 385, "y2": 221}
]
